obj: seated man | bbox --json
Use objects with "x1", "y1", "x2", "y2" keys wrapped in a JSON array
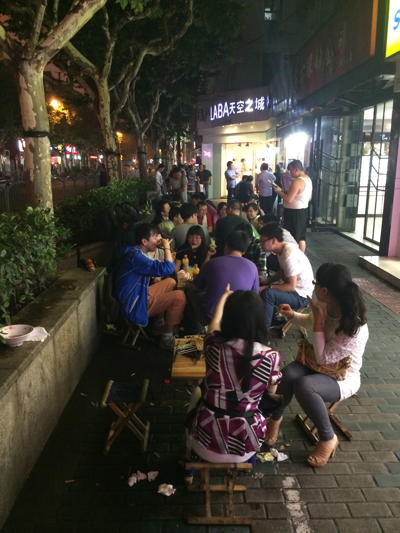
[
  {"x1": 114, "y1": 223, "x2": 186, "y2": 350},
  {"x1": 193, "y1": 230, "x2": 259, "y2": 322},
  {"x1": 172, "y1": 203, "x2": 209, "y2": 249},
  {"x1": 259, "y1": 222, "x2": 313, "y2": 327},
  {"x1": 214, "y1": 200, "x2": 252, "y2": 256}
]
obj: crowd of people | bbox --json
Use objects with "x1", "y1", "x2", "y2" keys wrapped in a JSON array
[{"x1": 111, "y1": 158, "x2": 369, "y2": 472}]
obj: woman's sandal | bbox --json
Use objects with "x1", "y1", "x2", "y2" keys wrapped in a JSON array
[
  {"x1": 307, "y1": 434, "x2": 339, "y2": 467},
  {"x1": 264, "y1": 416, "x2": 283, "y2": 446}
]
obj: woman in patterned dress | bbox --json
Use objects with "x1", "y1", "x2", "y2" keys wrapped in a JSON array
[{"x1": 187, "y1": 286, "x2": 281, "y2": 463}]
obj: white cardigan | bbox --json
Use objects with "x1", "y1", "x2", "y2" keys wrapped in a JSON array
[{"x1": 292, "y1": 311, "x2": 369, "y2": 400}]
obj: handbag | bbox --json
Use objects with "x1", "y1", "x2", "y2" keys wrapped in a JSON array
[{"x1": 296, "y1": 339, "x2": 351, "y2": 381}]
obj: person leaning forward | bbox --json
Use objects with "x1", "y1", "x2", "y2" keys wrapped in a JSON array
[
  {"x1": 113, "y1": 223, "x2": 186, "y2": 350},
  {"x1": 259, "y1": 222, "x2": 313, "y2": 328}
]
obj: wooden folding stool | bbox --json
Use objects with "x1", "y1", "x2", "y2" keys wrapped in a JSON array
[
  {"x1": 101, "y1": 378, "x2": 151, "y2": 454},
  {"x1": 185, "y1": 462, "x2": 253, "y2": 525},
  {"x1": 296, "y1": 398, "x2": 354, "y2": 443},
  {"x1": 121, "y1": 320, "x2": 149, "y2": 349}
]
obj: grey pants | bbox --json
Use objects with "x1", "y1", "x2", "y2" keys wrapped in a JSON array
[{"x1": 272, "y1": 362, "x2": 341, "y2": 441}]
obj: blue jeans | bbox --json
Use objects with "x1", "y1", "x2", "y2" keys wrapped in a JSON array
[{"x1": 261, "y1": 288, "x2": 308, "y2": 326}]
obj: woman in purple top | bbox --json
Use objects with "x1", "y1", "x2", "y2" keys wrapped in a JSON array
[{"x1": 187, "y1": 287, "x2": 281, "y2": 463}]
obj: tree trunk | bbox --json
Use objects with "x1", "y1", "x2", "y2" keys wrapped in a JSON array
[
  {"x1": 137, "y1": 132, "x2": 147, "y2": 177},
  {"x1": 97, "y1": 79, "x2": 119, "y2": 182},
  {"x1": 17, "y1": 60, "x2": 53, "y2": 208}
]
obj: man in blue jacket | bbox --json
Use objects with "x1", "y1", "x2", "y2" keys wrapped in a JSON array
[{"x1": 114, "y1": 223, "x2": 186, "y2": 350}]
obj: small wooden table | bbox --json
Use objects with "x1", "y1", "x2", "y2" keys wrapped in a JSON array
[{"x1": 171, "y1": 336, "x2": 206, "y2": 380}]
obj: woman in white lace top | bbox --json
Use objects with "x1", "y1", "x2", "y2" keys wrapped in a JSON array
[{"x1": 263, "y1": 263, "x2": 368, "y2": 467}]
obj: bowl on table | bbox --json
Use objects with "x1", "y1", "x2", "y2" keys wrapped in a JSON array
[{"x1": 0, "y1": 324, "x2": 34, "y2": 348}]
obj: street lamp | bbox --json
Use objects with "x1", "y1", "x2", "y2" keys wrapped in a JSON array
[
  {"x1": 116, "y1": 131, "x2": 124, "y2": 178},
  {"x1": 50, "y1": 98, "x2": 61, "y2": 110}
]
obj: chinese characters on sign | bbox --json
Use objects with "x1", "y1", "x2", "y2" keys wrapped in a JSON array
[{"x1": 209, "y1": 95, "x2": 270, "y2": 121}]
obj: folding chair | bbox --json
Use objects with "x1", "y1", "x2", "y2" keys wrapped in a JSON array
[
  {"x1": 296, "y1": 398, "x2": 355, "y2": 443},
  {"x1": 101, "y1": 378, "x2": 151, "y2": 454},
  {"x1": 121, "y1": 320, "x2": 149, "y2": 349},
  {"x1": 185, "y1": 462, "x2": 253, "y2": 525}
]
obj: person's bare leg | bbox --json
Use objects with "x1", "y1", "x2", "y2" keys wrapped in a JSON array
[{"x1": 299, "y1": 240, "x2": 306, "y2": 252}]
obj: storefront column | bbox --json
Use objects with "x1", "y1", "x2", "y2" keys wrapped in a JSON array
[{"x1": 383, "y1": 62, "x2": 400, "y2": 256}]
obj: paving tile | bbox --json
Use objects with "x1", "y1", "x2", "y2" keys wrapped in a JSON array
[
  {"x1": 307, "y1": 503, "x2": 350, "y2": 518},
  {"x1": 348, "y1": 502, "x2": 392, "y2": 517},
  {"x1": 335, "y1": 518, "x2": 381, "y2": 532},
  {"x1": 374, "y1": 474, "x2": 400, "y2": 487},
  {"x1": 334, "y1": 475, "x2": 376, "y2": 488},
  {"x1": 322, "y1": 488, "x2": 364, "y2": 502},
  {"x1": 252, "y1": 519, "x2": 293, "y2": 533},
  {"x1": 362, "y1": 488, "x2": 400, "y2": 501},
  {"x1": 378, "y1": 518, "x2": 400, "y2": 533},
  {"x1": 245, "y1": 489, "x2": 283, "y2": 503},
  {"x1": 307, "y1": 520, "x2": 337, "y2": 533},
  {"x1": 297, "y1": 475, "x2": 337, "y2": 488}
]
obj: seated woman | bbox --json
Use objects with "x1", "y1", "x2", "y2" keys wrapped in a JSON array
[
  {"x1": 235, "y1": 175, "x2": 254, "y2": 207},
  {"x1": 217, "y1": 201, "x2": 227, "y2": 219},
  {"x1": 187, "y1": 287, "x2": 281, "y2": 463},
  {"x1": 197, "y1": 201, "x2": 214, "y2": 233},
  {"x1": 152, "y1": 200, "x2": 175, "y2": 236},
  {"x1": 175, "y1": 225, "x2": 214, "y2": 271},
  {"x1": 264, "y1": 263, "x2": 368, "y2": 467},
  {"x1": 245, "y1": 202, "x2": 262, "y2": 239}
]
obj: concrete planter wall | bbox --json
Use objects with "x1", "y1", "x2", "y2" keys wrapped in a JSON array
[{"x1": 0, "y1": 268, "x2": 105, "y2": 528}]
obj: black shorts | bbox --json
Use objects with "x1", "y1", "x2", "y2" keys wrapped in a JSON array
[{"x1": 283, "y1": 208, "x2": 308, "y2": 242}]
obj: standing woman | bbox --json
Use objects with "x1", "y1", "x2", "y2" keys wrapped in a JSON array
[
  {"x1": 273, "y1": 160, "x2": 312, "y2": 252},
  {"x1": 187, "y1": 288, "x2": 281, "y2": 463},
  {"x1": 263, "y1": 263, "x2": 368, "y2": 467}
]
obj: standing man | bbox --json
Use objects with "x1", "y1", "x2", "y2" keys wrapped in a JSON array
[
  {"x1": 197, "y1": 164, "x2": 212, "y2": 199},
  {"x1": 258, "y1": 223, "x2": 313, "y2": 327},
  {"x1": 224, "y1": 161, "x2": 238, "y2": 200},
  {"x1": 256, "y1": 163, "x2": 276, "y2": 214},
  {"x1": 155, "y1": 163, "x2": 165, "y2": 198}
]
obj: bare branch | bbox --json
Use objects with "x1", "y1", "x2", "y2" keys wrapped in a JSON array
[
  {"x1": 52, "y1": 0, "x2": 60, "y2": 26},
  {"x1": 28, "y1": 0, "x2": 47, "y2": 56},
  {"x1": 37, "y1": 0, "x2": 107, "y2": 66},
  {"x1": 143, "y1": 88, "x2": 163, "y2": 135},
  {"x1": 63, "y1": 41, "x2": 98, "y2": 80}
]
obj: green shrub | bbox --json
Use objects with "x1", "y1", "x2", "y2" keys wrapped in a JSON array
[
  {"x1": 0, "y1": 207, "x2": 70, "y2": 326},
  {"x1": 56, "y1": 178, "x2": 152, "y2": 242}
]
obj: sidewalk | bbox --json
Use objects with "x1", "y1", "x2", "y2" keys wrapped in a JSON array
[{"x1": 3, "y1": 231, "x2": 400, "y2": 533}]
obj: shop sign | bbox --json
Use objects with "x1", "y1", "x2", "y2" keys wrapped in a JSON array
[
  {"x1": 209, "y1": 95, "x2": 270, "y2": 122},
  {"x1": 294, "y1": 0, "x2": 378, "y2": 100},
  {"x1": 386, "y1": 0, "x2": 400, "y2": 58}
]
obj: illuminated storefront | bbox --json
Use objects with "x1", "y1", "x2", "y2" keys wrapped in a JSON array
[{"x1": 197, "y1": 87, "x2": 278, "y2": 198}]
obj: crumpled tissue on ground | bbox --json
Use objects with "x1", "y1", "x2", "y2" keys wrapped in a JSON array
[
  {"x1": 128, "y1": 470, "x2": 159, "y2": 487},
  {"x1": 270, "y1": 447, "x2": 289, "y2": 462},
  {"x1": 157, "y1": 483, "x2": 176, "y2": 496}
]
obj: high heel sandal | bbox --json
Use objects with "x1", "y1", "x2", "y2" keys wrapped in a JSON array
[
  {"x1": 264, "y1": 417, "x2": 283, "y2": 446},
  {"x1": 307, "y1": 434, "x2": 338, "y2": 467}
]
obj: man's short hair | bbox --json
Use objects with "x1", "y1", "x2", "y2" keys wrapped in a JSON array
[
  {"x1": 259, "y1": 222, "x2": 284, "y2": 242},
  {"x1": 180, "y1": 203, "x2": 197, "y2": 220},
  {"x1": 225, "y1": 230, "x2": 250, "y2": 253},
  {"x1": 260, "y1": 162, "x2": 268, "y2": 171},
  {"x1": 226, "y1": 161, "x2": 233, "y2": 167},
  {"x1": 227, "y1": 200, "x2": 241, "y2": 211},
  {"x1": 287, "y1": 159, "x2": 304, "y2": 171},
  {"x1": 135, "y1": 223, "x2": 159, "y2": 245}
]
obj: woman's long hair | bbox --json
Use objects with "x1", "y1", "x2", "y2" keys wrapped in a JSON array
[
  {"x1": 152, "y1": 200, "x2": 170, "y2": 225},
  {"x1": 316, "y1": 263, "x2": 367, "y2": 337},
  {"x1": 220, "y1": 291, "x2": 270, "y2": 391}
]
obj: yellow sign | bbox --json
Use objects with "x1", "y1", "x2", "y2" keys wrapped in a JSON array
[{"x1": 386, "y1": 0, "x2": 400, "y2": 58}]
